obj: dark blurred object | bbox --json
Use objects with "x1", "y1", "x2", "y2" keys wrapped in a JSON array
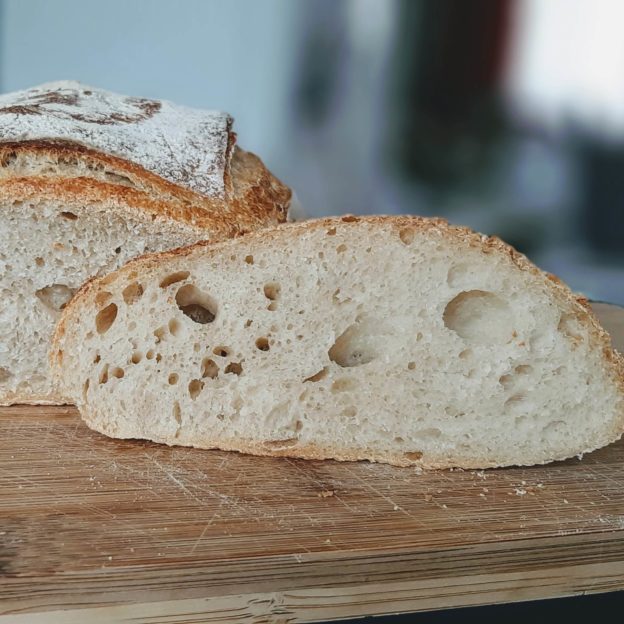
[
  {"x1": 576, "y1": 135, "x2": 624, "y2": 258},
  {"x1": 293, "y1": 0, "x2": 347, "y2": 127},
  {"x1": 389, "y1": 0, "x2": 513, "y2": 192},
  {"x1": 323, "y1": 589, "x2": 624, "y2": 624}
]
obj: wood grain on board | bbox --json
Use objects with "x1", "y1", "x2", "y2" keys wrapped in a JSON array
[{"x1": 1, "y1": 302, "x2": 624, "y2": 623}]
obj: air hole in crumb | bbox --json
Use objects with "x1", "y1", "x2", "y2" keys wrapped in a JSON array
[
  {"x1": 131, "y1": 352, "x2": 142, "y2": 364},
  {"x1": 458, "y1": 348, "x2": 472, "y2": 359},
  {"x1": 407, "y1": 362, "x2": 416, "y2": 370},
  {"x1": 399, "y1": 227, "x2": 416, "y2": 245},
  {"x1": 331, "y1": 377, "x2": 357, "y2": 392},
  {"x1": 225, "y1": 362, "x2": 243, "y2": 375},
  {"x1": 328, "y1": 321, "x2": 377, "y2": 367},
  {"x1": 245, "y1": 255, "x2": 254, "y2": 265},
  {"x1": 82, "y1": 378, "x2": 89, "y2": 400},
  {"x1": 295, "y1": 420, "x2": 303, "y2": 432},
  {"x1": 327, "y1": 227, "x2": 337, "y2": 236},
  {"x1": 415, "y1": 427, "x2": 442, "y2": 439},
  {"x1": 114, "y1": 246, "x2": 121, "y2": 254},
  {"x1": 188, "y1": 379, "x2": 204, "y2": 399},
  {"x1": 263, "y1": 438, "x2": 298, "y2": 449},
  {"x1": 155, "y1": 353, "x2": 162, "y2": 363},
  {"x1": 160, "y1": 271, "x2": 190, "y2": 288},
  {"x1": 95, "y1": 303, "x2": 118, "y2": 334},
  {"x1": 95, "y1": 291, "x2": 112, "y2": 307},
  {"x1": 0, "y1": 367, "x2": 12, "y2": 383},
  {"x1": 99, "y1": 364, "x2": 109, "y2": 384},
  {"x1": 342, "y1": 406, "x2": 357, "y2": 418},
  {"x1": 446, "y1": 264, "x2": 472, "y2": 288},
  {"x1": 35, "y1": 257, "x2": 45, "y2": 267},
  {"x1": 499, "y1": 374, "x2": 514, "y2": 389},
  {"x1": 111, "y1": 367, "x2": 124, "y2": 379},
  {"x1": 154, "y1": 326, "x2": 166, "y2": 343},
  {"x1": 395, "y1": 436, "x2": 404, "y2": 443},
  {"x1": 558, "y1": 313, "x2": 583, "y2": 343},
  {"x1": 168, "y1": 318, "x2": 181, "y2": 336},
  {"x1": 146, "y1": 349, "x2": 155, "y2": 360},
  {"x1": 35, "y1": 284, "x2": 76, "y2": 313},
  {"x1": 168, "y1": 373, "x2": 179, "y2": 385},
  {"x1": 60, "y1": 211, "x2": 78, "y2": 220},
  {"x1": 268, "y1": 302, "x2": 278, "y2": 311},
  {"x1": 504, "y1": 394, "x2": 527, "y2": 413},
  {"x1": 264, "y1": 282, "x2": 280, "y2": 301},
  {"x1": 213, "y1": 346, "x2": 230, "y2": 357},
  {"x1": 176, "y1": 284, "x2": 216, "y2": 324},
  {"x1": 122, "y1": 282, "x2": 143, "y2": 305},
  {"x1": 93, "y1": 353, "x2": 101, "y2": 364},
  {"x1": 173, "y1": 402, "x2": 181, "y2": 425},
  {"x1": 443, "y1": 290, "x2": 513, "y2": 344},
  {"x1": 255, "y1": 337, "x2": 270, "y2": 351},
  {"x1": 245, "y1": 319, "x2": 253, "y2": 328},
  {"x1": 193, "y1": 343, "x2": 201, "y2": 352},
  {"x1": 304, "y1": 367, "x2": 328, "y2": 383},
  {"x1": 515, "y1": 364, "x2": 533, "y2": 375},
  {"x1": 336, "y1": 243, "x2": 347, "y2": 253},
  {"x1": 201, "y1": 358, "x2": 219, "y2": 379},
  {"x1": 404, "y1": 451, "x2": 423, "y2": 461}
]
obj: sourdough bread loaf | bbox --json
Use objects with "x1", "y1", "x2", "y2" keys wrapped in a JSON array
[
  {"x1": 51, "y1": 216, "x2": 624, "y2": 468},
  {"x1": 0, "y1": 82, "x2": 290, "y2": 404}
]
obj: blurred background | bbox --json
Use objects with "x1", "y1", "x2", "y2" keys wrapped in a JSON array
[{"x1": 1, "y1": 0, "x2": 624, "y2": 303}]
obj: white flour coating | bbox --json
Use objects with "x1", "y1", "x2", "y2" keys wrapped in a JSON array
[{"x1": 0, "y1": 81, "x2": 232, "y2": 198}]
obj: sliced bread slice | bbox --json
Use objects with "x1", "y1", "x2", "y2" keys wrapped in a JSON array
[
  {"x1": 0, "y1": 82, "x2": 290, "y2": 404},
  {"x1": 51, "y1": 216, "x2": 624, "y2": 468}
]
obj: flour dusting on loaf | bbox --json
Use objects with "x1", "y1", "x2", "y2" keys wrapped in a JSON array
[{"x1": 0, "y1": 81, "x2": 232, "y2": 197}]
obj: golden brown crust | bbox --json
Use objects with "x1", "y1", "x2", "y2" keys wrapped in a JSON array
[
  {"x1": 0, "y1": 142, "x2": 291, "y2": 227},
  {"x1": 52, "y1": 215, "x2": 624, "y2": 467},
  {"x1": 0, "y1": 170, "x2": 286, "y2": 237}
]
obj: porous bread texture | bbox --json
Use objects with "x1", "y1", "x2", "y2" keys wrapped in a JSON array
[
  {"x1": 0, "y1": 181, "x2": 210, "y2": 404},
  {"x1": 0, "y1": 83, "x2": 291, "y2": 405},
  {"x1": 52, "y1": 216, "x2": 624, "y2": 469}
]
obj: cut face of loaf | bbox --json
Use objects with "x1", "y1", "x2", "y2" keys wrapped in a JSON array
[
  {"x1": 52, "y1": 216, "x2": 624, "y2": 468},
  {"x1": 0, "y1": 81, "x2": 291, "y2": 405}
]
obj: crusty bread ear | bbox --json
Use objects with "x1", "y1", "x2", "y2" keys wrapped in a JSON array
[
  {"x1": 51, "y1": 216, "x2": 624, "y2": 469},
  {"x1": 0, "y1": 81, "x2": 290, "y2": 405}
]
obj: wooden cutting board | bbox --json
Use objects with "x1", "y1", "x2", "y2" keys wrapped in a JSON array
[{"x1": 2, "y1": 303, "x2": 624, "y2": 623}]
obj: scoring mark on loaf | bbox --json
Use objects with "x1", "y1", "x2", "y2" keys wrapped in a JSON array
[
  {"x1": 0, "y1": 82, "x2": 232, "y2": 197},
  {"x1": 0, "y1": 87, "x2": 162, "y2": 124}
]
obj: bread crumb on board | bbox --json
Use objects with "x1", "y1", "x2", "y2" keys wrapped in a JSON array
[{"x1": 317, "y1": 490, "x2": 335, "y2": 498}]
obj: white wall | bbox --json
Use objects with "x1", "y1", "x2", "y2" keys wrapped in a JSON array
[{"x1": 0, "y1": 0, "x2": 298, "y2": 171}]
